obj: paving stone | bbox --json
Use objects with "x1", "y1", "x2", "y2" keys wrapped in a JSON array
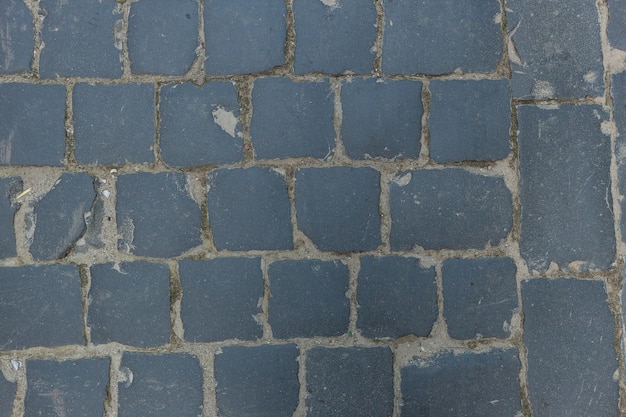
[
  {"x1": 207, "y1": 167, "x2": 293, "y2": 250},
  {"x1": 127, "y1": 0, "x2": 198, "y2": 76},
  {"x1": 296, "y1": 167, "x2": 381, "y2": 252},
  {"x1": 383, "y1": 0, "x2": 502, "y2": 74},
  {"x1": 179, "y1": 258, "x2": 263, "y2": 342},
  {"x1": 609, "y1": 0, "x2": 626, "y2": 50},
  {"x1": 30, "y1": 173, "x2": 96, "y2": 261},
  {"x1": 523, "y1": 278, "x2": 619, "y2": 416},
  {"x1": 341, "y1": 78, "x2": 422, "y2": 160},
  {"x1": 25, "y1": 359, "x2": 109, "y2": 417},
  {"x1": 508, "y1": 0, "x2": 603, "y2": 98},
  {"x1": 0, "y1": 83, "x2": 66, "y2": 166},
  {"x1": 293, "y1": 0, "x2": 376, "y2": 74},
  {"x1": 118, "y1": 353, "x2": 203, "y2": 417},
  {"x1": 401, "y1": 349, "x2": 521, "y2": 417},
  {"x1": 306, "y1": 346, "x2": 393, "y2": 417},
  {"x1": 0, "y1": 0, "x2": 33, "y2": 73},
  {"x1": 0, "y1": 265, "x2": 83, "y2": 350},
  {"x1": 0, "y1": 177, "x2": 21, "y2": 258},
  {"x1": 357, "y1": 256, "x2": 437, "y2": 339},
  {"x1": 268, "y1": 259, "x2": 349, "y2": 339},
  {"x1": 518, "y1": 105, "x2": 615, "y2": 272},
  {"x1": 160, "y1": 82, "x2": 242, "y2": 167},
  {"x1": 205, "y1": 0, "x2": 286, "y2": 75},
  {"x1": 73, "y1": 83, "x2": 155, "y2": 165},
  {"x1": 442, "y1": 257, "x2": 517, "y2": 340},
  {"x1": 215, "y1": 344, "x2": 299, "y2": 417},
  {"x1": 0, "y1": 374, "x2": 15, "y2": 417},
  {"x1": 613, "y1": 73, "x2": 626, "y2": 244},
  {"x1": 250, "y1": 77, "x2": 334, "y2": 159},
  {"x1": 429, "y1": 79, "x2": 511, "y2": 163},
  {"x1": 39, "y1": 0, "x2": 122, "y2": 78},
  {"x1": 116, "y1": 172, "x2": 202, "y2": 257},
  {"x1": 390, "y1": 169, "x2": 512, "y2": 250},
  {"x1": 88, "y1": 261, "x2": 170, "y2": 347}
]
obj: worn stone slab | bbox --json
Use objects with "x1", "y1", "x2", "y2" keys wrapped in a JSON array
[
  {"x1": 179, "y1": 258, "x2": 263, "y2": 342},
  {"x1": 609, "y1": 0, "x2": 626, "y2": 50},
  {"x1": 0, "y1": 0, "x2": 33, "y2": 73},
  {"x1": 268, "y1": 259, "x2": 349, "y2": 339},
  {"x1": 116, "y1": 172, "x2": 202, "y2": 257},
  {"x1": 613, "y1": 73, "x2": 626, "y2": 245},
  {"x1": 0, "y1": 374, "x2": 15, "y2": 417},
  {"x1": 0, "y1": 177, "x2": 21, "y2": 258},
  {"x1": 73, "y1": 83, "x2": 155, "y2": 165},
  {"x1": 0, "y1": 83, "x2": 66, "y2": 166},
  {"x1": 341, "y1": 78, "x2": 422, "y2": 160},
  {"x1": 215, "y1": 344, "x2": 299, "y2": 417},
  {"x1": 88, "y1": 261, "x2": 170, "y2": 347},
  {"x1": 251, "y1": 78, "x2": 335, "y2": 159},
  {"x1": 523, "y1": 278, "x2": 619, "y2": 416},
  {"x1": 118, "y1": 353, "x2": 203, "y2": 417},
  {"x1": 518, "y1": 105, "x2": 615, "y2": 272},
  {"x1": 390, "y1": 169, "x2": 512, "y2": 250},
  {"x1": 0, "y1": 265, "x2": 83, "y2": 350},
  {"x1": 25, "y1": 359, "x2": 109, "y2": 417},
  {"x1": 429, "y1": 79, "x2": 511, "y2": 163},
  {"x1": 401, "y1": 349, "x2": 521, "y2": 417},
  {"x1": 39, "y1": 0, "x2": 122, "y2": 78},
  {"x1": 207, "y1": 167, "x2": 293, "y2": 250},
  {"x1": 442, "y1": 257, "x2": 517, "y2": 340},
  {"x1": 357, "y1": 256, "x2": 437, "y2": 339},
  {"x1": 205, "y1": 0, "x2": 286, "y2": 75},
  {"x1": 306, "y1": 347, "x2": 393, "y2": 417},
  {"x1": 508, "y1": 0, "x2": 603, "y2": 98}
]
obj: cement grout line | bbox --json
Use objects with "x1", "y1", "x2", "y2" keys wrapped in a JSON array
[
  {"x1": 346, "y1": 255, "x2": 360, "y2": 339},
  {"x1": 373, "y1": 0, "x2": 384, "y2": 76},
  {"x1": 168, "y1": 260, "x2": 185, "y2": 345},
  {"x1": 260, "y1": 256, "x2": 274, "y2": 341}
]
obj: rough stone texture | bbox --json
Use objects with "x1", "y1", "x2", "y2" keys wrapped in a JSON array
[
  {"x1": 357, "y1": 256, "x2": 437, "y2": 339},
  {"x1": 0, "y1": 375, "x2": 15, "y2": 417},
  {"x1": 0, "y1": 0, "x2": 33, "y2": 73},
  {"x1": 214, "y1": 344, "x2": 300, "y2": 417},
  {"x1": 341, "y1": 78, "x2": 422, "y2": 160},
  {"x1": 609, "y1": 0, "x2": 626, "y2": 50},
  {"x1": 429, "y1": 79, "x2": 511, "y2": 163},
  {"x1": 613, "y1": 72, "x2": 626, "y2": 244},
  {"x1": 518, "y1": 105, "x2": 615, "y2": 272},
  {"x1": 0, "y1": 177, "x2": 21, "y2": 258},
  {"x1": 523, "y1": 278, "x2": 619, "y2": 417}
]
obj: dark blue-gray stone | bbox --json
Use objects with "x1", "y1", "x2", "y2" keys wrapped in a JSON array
[
  {"x1": 518, "y1": 105, "x2": 615, "y2": 272},
  {"x1": 613, "y1": 73, "x2": 626, "y2": 245},
  {"x1": 429, "y1": 79, "x2": 511, "y2": 163},
  {"x1": 179, "y1": 258, "x2": 263, "y2": 342},
  {"x1": 0, "y1": 374, "x2": 15, "y2": 417},
  {"x1": 0, "y1": 177, "x2": 21, "y2": 258},
  {"x1": 357, "y1": 256, "x2": 437, "y2": 339},
  {"x1": 0, "y1": 0, "x2": 33, "y2": 73},
  {"x1": 341, "y1": 78, "x2": 422, "y2": 160},
  {"x1": 215, "y1": 345, "x2": 299, "y2": 417},
  {"x1": 609, "y1": 0, "x2": 626, "y2": 50},
  {"x1": 523, "y1": 278, "x2": 619, "y2": 417}
]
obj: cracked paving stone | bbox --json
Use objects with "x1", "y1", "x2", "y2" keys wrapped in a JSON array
[
  {"x1": 0, "y1": 373, "x2": 15, "y2": 417},
  {"x1": 0, "y1": 177, "x2": 22, "y2": 259},
  {"x1": 0, "y1": 0, "x2": 33, "y2": 74}
]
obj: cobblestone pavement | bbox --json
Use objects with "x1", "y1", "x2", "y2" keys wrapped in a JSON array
[{"x1": 1, "y1": 0, "x2": 626, "y2": 416}]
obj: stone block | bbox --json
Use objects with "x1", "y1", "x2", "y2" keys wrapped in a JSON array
[
  {"x1": 0, "y1": 0, "x2": 33, "y2": 73},
  {"x1": 0, "y1": 177, "x2": 21, "y2": 258}
]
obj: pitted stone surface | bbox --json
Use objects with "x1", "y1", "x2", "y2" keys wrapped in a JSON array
[
  {"x1": 0, "y1": 374, "x2": 15, "y2": 417},
  {"x1": 0, "y1": 0, "x2": 33, "y2": 74},
  {"x1": 609, "y1": 0, "x2": 626, "y2": 50},
  {"x1": 0, "y1": 177, "x2": 21, "y2": 258}
]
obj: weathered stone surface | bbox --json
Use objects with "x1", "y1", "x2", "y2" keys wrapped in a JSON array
[
  {"x1": 613, "y1": 73, "x2": 626, "y2": 246},
  {"x1": 0, "y1": 374, "x2": 15, "y2": 417},
  {"x1": 0, "y1": 0, "x2": 33, "y2": 74},
  {"x1": 609, "y1": 0, "x2": 626, "y2": 50},
  {"x1": 0, "y1": 177, "x2": 21, "y2": 258}
]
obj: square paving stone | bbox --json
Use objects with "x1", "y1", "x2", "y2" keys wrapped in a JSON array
[
  {"x1": 268, "y1": 259, "x2": 349, "y2": 339},
  {"x1": 0, "y1": 265, "x2": 83, "y2": 350},
  {"x1": 251, "y1": 77, "x2": 335, "y2": 159},
  {"x1": 442, "y1": 257, "x2": 517, "y2": 340},
  {"x1": 116, "y1": 172, "x2": 203, "y2": 258},
  {"x1": 73, "y1": 83, "x2": 155, "y2": 165},
  {"x1": 0, "y1": 374, "x2": 15, "y2": 417},
  {"x1": 306, "y1": 346, "x2": 393, "y2": 417},
  {"x1": 609, "y1": 0, "x2": 626, "y2": 50},
  {"x1": 357, "y1": 256, "x2": 437, "y2": 339},
  {"x1": 207, "y1": 167, "x2": 293, "y2": 251},
  {"x1": 429, "y1": 79, "x2": 511, "y2": 163},
  {"x1": 383, "y1": 0, "x2": 502, "y2": 74},
  {"x1": 160, "y1": 82, "x2": 242, "y2": 167},
  {"x1": 39, "y1": 0, "x2": 122, "y2": 78},
  {"x1": 518, "y1": 105, "x2": 615, "y2": 272},
  {"x1": 293, "y1": 0, "x2": 376, "y2": 74},
  {"x1": 118, "y1": 353, "x2": 203, "y2": 417},
  {"x1": 613, "y1": 73, "x2": 626, "y2": 244},
  {"x1": 215, "y1": 344, "x2": 299, "y2": 417},
  {"x1": 341, "y1": 78, "x2": 422, "y2": 160},
  {"x1": 390, "y1": 169, "x2": 512, "y2": 251},
  {"x1": 179, "y1": 258, "x2": 263, "y2": 342},
  {"x1": 0, "y1": 83, "x2": 66, "y2": 166},
  {"x1": 0, "y1": 177, "x2": 21, "y2": 258},
  {"x1": 508, "y1": 0, "x2": 603, "y2": 98},
  {"x1": 205, "y1": 0, "x2": 286, "y2": 75},
  {"x1": 523, "y1": 278, "x2": 619, "y2": 417},
  {"x1": 401, "y1": 349, "x2": 521, "y2": 417},
  {"x1": 128, "y1": 0, "x2": 198, "y2": 75},
  {"x1": 25, "y1": 359, "x2": 109, "y2": 417},
  {"x1": 0, "y1": 0, "x2": 33, "y2": 73},
  {"x1": 88, "y1": 261, "x2": 170, "y2": 347}
]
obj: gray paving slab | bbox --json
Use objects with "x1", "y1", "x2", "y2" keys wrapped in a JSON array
[
  {"x1": 609, "y1": 0, "x2": 626, "y2": 50},
  {"x1": 0, "y1": 0, "x2": 33, "y2": 74},
  {"x1": 0, "y1": 374, "x2": 15, "y2": 417},
  {"x1": 0, "y1": 177, "x2": 21, "y2": 258},
  {"x1": 613, "y1": 72, "x2": 626, "y2": 244}
]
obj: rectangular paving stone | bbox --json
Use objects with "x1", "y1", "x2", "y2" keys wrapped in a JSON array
[
  {"x1": 518, "y1": 105, "x2": 615, "y2": 272},
  {"x1": 609, "y1": 0, "x2": 626, "y2": 50},
  {"x1": 401, "y1": 349, "x2": 522, "y2": 417},
  {"x1": 613, "y1": 72, "x2": 626, "y2": 244},
  {"x1": 0, "y1": 0, "x2": 33, "y2": 73},
  {"x1": 214, "y1": 344, "x2": 299, "y2": 417},
  {"x1": 0, "y1": 374, "x2": 15, "y2": 417},
  {"x1": 523, "y1": 278, "x2": 619, "y2": 416},
  {"x1": 0, "y1": 177, "x2": 21, "y2": 258}
]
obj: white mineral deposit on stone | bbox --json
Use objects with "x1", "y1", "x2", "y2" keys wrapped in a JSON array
[
  {"x1": 531, "y1": 80, "x2": 555, "y2": 99},
  {"x1": 583, "y1": 71, "x2": 598, "y2": 84},
  {"x1": 212, "y1": 105, "x2": 240, "y2": 138},
  {"x1": 10, "y1": 360, "x2": 21, "y2": 371},
  {"x1": 320, "y1": 0, "x2": 340, "y2": 9},
  {"x1": 393, "y1": 172, "x2": 412, "y2": 187}
]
